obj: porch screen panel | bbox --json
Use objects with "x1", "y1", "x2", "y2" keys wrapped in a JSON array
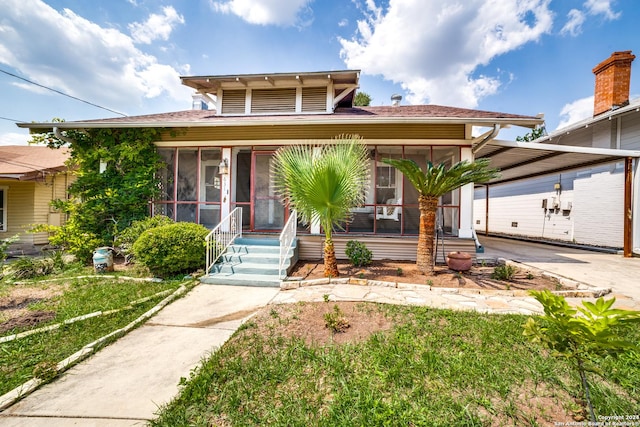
[
  {"x1": 157, "y1": 149, "x2": 175, "y2": 201},
  {"x1": 199, "y1": 149, "x2": 221, "y2": 228},
  {"x1": 433, "y1": 147, "x2": 461, "y2": 235},
  {"x1": 253, "y1": 154, "x2": 284, "y2": 229},
  {"x1": 177, "y1": 204, "x2": 196, "y2": 223},
  {"x1": 177, "y1": 149, "x2": 197, "y2": 201}
]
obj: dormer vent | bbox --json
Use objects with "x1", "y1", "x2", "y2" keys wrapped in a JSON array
[{"x1": 391, "y1": 94, "x2": 402, "y2": 107}]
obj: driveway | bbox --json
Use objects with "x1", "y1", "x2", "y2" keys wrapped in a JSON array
[{"x1": 479, "y1": 235, "x2": 640, "y2": 302}]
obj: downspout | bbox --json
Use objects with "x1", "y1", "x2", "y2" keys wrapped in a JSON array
[
  {"x1": 472, "y1": 124, "x2": 500, "y2": 154},
  {"x1": 53, "y1": 127, "x2": 75, "y2": 145}
]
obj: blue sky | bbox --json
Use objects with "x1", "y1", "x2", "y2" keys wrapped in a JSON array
[{"x1": 1, "y1": 0, "x2": 638, "y2": 145}]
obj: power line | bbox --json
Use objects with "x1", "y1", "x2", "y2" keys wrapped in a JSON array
[
  {"x1": 0, "y1": 68, "x2": 128, "y2": 117},
  {"x1": 0, "y1": 116, "x2": 24, "y2": 122}
]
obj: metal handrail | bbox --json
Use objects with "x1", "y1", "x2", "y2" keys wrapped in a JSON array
[
  {"x1": 278, "y1": 210, "x2": 297, "y2": 279},
  {"x1": 205, "y1": 207, "x2": 242, "y2": 274}
]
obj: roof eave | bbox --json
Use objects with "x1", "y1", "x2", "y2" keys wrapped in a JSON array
[{"x1": 17, "y1": 116, "x2": 543, "y2": 133}]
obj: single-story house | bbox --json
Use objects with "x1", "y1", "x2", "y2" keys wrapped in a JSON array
[
  {"x1": 17, "y1": 70, "x2": 543, "y2": 268},
  {"x1": 0, "y1": 145, "x2": 72, "y2": 254},
  {"x1": 473, "y1": 51, "x2": 640, "y2": 256}
]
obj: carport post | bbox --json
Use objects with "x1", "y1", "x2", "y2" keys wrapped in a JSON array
[
  {"x1": 485, "y1": 184, "x2": 490, "y2": 236},
  {"x1": 624, "y1": 157, "x2": 633, "y2": 257}
]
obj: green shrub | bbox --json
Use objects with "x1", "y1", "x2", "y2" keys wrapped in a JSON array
[
  {"x1": 115, "y1": 215, "x2": 174, "y2": 256},
  {"x1": 132, "y1": 222, "x2": 209, "y2": 277},
  {"x1": 345, "y1": 240, "x2": 372, "y2": 267},
  {"x1": 491, "y1": 264, "x2": 517, "y2": 281}
]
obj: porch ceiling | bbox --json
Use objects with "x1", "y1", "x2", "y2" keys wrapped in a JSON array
[{"x1": 475, "y1": 139, "x2": 640, "y2": 185}]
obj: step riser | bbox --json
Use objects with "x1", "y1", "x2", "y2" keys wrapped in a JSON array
[
  {"x1": 211, "y1": 265, "x2": 285, "y2": 275},
  {"x1": 204, "y1": 238, "x2": 298, "y2": 287}
]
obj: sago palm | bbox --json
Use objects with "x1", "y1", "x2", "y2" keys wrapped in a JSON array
[
  {"x1": 382, "y1": 158, "x2": 499, "y2": 274},
  {"x1": 272, "y1": 135, "x2": 370, "y2": 277}
]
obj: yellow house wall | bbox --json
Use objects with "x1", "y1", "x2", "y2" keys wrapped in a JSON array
[
  {"x1": 1, "y1": 172, "x2": 73, "y2": 248},
  {"x1": 1, "y1": 180, "x2": 36, "y2": 246}
]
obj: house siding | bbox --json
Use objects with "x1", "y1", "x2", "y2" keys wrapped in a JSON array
[
  {"x1": 160, "y1": 123, "x2": 466, "y2": 142},
  {"x1": 620, "y1": 117, "x2": 640, "y2": 149},
  {"x1": 2, "y1": 181, "x2": 35, "y2": 245}
]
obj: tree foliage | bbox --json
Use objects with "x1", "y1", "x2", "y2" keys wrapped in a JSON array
[
  {"x1": 33, "y1": 127, "x2": 164, "y2": 262},
  {"x1": 354, "y1": 92, "x2": 372, "y2": 106},
  {"x1": 516, "y1": 125, "x2": 546, "y2": 142}
]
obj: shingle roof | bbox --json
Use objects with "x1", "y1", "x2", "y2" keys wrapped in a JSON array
[
  {"x1": 0, "y1": 145, "x2": 70, "y2": 179},
  {"x1": 18, "y1": 104, "x2": 542, "y2": 130}
]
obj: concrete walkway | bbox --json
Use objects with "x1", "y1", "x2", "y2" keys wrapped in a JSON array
[
  {"x1": 1, "y1": 236, "x2": 639, "y2": 426},
  {"x1": 0, "y1": 285, "x2": 280, "y2": 426}
]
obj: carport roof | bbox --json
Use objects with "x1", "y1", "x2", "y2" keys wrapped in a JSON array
[{"x1": 474, "y1": 139, "x2": 640, "y2": 185}]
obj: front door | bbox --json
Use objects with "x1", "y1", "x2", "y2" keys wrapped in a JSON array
[{"x1": 251, "y1": 152, "x2": 285, "y2": 231}]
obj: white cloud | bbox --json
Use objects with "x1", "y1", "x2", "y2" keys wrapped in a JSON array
[
  {"x1": 0, "y1": 132, "x2": 30, "y2": 146},
  {"x1": 129, "y1": 6, "x2": 185, "y2": 44},
  {"x1": 556, "y1": 96, "x2": 593, "y2": 130},
  {"x1": 0, "y1": 0, "x2": 192, "y2": 115},
  {"x1": 561, "y1": 9, "x2": 585, "y2": 36},
  {"x1": 585, "y1": 0, "x2": 621, "y2": 20},
  {"x1": 339, "y1": 0, "x2": 554, "y2": 108},
  {"x1": 210, "y1": 0, "x2": 313, "y2": 26},
  {"x1": 561, "y1": 0, "x2": 620, "y2": 36}
]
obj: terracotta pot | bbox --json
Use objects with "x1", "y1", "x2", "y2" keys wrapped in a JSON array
[{"x1": 446, "y1": 251, "x2": 472, "y2": 271}]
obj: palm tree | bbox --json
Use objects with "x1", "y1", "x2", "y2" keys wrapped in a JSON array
[
  {"x1": 272, "y1": 135, "x2": 370, "y2": 277},
  {"x1": 382, "y1": 158, "x2": 499, "y2": 274}
]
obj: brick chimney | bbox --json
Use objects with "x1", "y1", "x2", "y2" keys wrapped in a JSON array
[{"x1": 592, "y1": 51, "x2": 635, "y2": 116}]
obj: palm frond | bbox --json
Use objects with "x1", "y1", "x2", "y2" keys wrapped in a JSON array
[{"x1": 272, "y1": 135, "x2": 370, "y2": 232}]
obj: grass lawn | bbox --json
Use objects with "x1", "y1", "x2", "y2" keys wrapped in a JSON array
[
  {"x1": 0, "y1": 267, "x2": 187, "y2": 396},
  {"x1": 152, "y1": 301, "x2": 640, "y2": 426}
]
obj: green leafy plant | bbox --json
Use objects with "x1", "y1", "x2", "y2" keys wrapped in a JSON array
[
  {"x1": 31, "y1": 127, "x2": 165, "y2": 263},
  {"x1": 491, "y1": 264, "x2": 517, "y2": 281},
  {"x1": 324, "y1": 304, "x2": 350, "y2": 333},
  {"x1": 115, "y1": 215, "x2": 175, "y2": 259},
  {"x1": 5, "y1": 257, "x2": 56, "y2": 280},
  {"x1": 132, "y1": 222, "x2": 209, "y2": 278},
  {"x1": 32, "y1": 360, "x2": 58, "y2": 382},
  {"x1": 523, "y1": 290, "x2": 640, "y2": 422},
  {"x1": 1, "y1": 235, "x2": 19, "y2": 264},
  {"x1": 345, "y1": 240, "x2": 373, "y2": 267}
]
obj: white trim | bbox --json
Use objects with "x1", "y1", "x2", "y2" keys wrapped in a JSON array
[
  {"x1": 0, "y1": 186, "x2": 7, "y2": 232},
  {"x1": 458, "y1": 147, "x2": 474, "y2": 238}
]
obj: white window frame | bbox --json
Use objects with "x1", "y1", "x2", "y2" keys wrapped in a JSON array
[{"x1": 0, "y1": 186, "x2": 7, "y2": 232}]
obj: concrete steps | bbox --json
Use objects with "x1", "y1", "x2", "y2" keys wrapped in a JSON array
[{"x1": 200, "y1": 237, "x2": 298, "y2": 287}]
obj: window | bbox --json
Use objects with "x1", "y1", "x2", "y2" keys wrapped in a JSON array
[{"x1": 0, "y1": 187, "x2": 6, "y2": 232}]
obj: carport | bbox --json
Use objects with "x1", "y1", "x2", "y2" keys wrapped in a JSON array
[{"x1": 473, "y1": 139, "x2": 640, "y2": 257}]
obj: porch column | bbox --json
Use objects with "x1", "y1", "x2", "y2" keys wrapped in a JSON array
[
  {"x1": 632, "y1": 158, "x2": 640, "y2": 255},
  {"x1": 310, "y1": 146, "x2": 322, "y2": 234},
  {"x1": 221, "y1": 147, "x2": 232, "y2": 225},
  {"x1": 458, "y1": 147, "x2": 474, "y2": 238}
]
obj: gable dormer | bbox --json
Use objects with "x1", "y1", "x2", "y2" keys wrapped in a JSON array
[{"x1": 180, "y1": 70, "x2": 359, "y2": 115}]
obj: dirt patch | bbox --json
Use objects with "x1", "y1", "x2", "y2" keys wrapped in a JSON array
[
  {"x1": 0, "y1": 311, "x2": 56, "y2": 334},
  {"x1": 0, "y1": 284, "x2": 65, "y2": 334},
  {"x1": 288, "y1": 259, "x2": 565, "y2": 291},
  {"x1": 251, "y1": 301, "x2": 394, "y2": 347}
]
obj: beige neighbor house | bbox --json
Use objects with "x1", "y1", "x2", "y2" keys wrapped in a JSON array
[
  {"x1": 0, "y1": 145, "x2": 72, "y2": 254},
  {"x1": 473, "y1": 51, "x2": 640, "y2": 256},
  {"x1": 19, "y1": 70, "x2": 543, "y2": 284}
]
